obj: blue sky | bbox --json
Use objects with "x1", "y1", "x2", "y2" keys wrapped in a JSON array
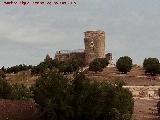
[{"x1": 0, "y1": 0, "x2": 160, "y2": 67}]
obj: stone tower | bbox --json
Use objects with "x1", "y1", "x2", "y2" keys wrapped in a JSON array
[{"x1": 84, "y1": 30, "x2": 105, "y2": 64}]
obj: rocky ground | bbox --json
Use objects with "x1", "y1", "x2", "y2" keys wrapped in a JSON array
[
  {"x1": 133, "y1": 98, "x2": 159, "y2": 120},
  {"x1": 86, "y1": 65, "x2": 160, "y2": 86}
]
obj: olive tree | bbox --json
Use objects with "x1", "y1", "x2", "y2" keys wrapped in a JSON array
[
  {"x1": 116, "y1": 56, "x2": 133, "y2": 74},
  {"x1": 143, "y1": 57, "x2": 160, "y2": 76}
]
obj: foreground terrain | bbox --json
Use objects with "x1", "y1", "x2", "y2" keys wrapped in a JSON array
[
  {"x1": 133, "y1": 98, "x2": 159, "y2": 120},
  {"x1": 1, "y1": 65, "x2": 160, "y2": 120},
  {"x1": 0, "y1": 100, "x2": 37, "y2": 120},
  {"x1": 0, "y1": 98, "x2": 159, "y2": 120}
]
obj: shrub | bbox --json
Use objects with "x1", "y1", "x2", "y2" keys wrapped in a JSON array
[
  {"x1": 0, "y1": 79, "x2": 12, "y2": 99},
  {"x1": 89, "y1": 58, "x2": 109, "y2": 72},
  {"x1": 143, "y1": 58, "x2": 160, "y2": 76},
  {"x1": 0, "y1": 69, "x2": 5, "y2": 79},
  {"x1": 6, "y1": 64, "x2": 32, "y2": 74},
  {"x1": 33, "y1": 72, "x2": 134, "y2": 120},
  {"x1": 89, "y1": 59, "x2": 103, "y2": 72},
  {"x1": 116, "y1": 56, "x2": 133, "y2": 74},
  {"x1": 10, "y1": 84, "x2": 31, "y2": 100},
  {"x1": 31, "y1": 59, "x2": 84, "y2": 75}
]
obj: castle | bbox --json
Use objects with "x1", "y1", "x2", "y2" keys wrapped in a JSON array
[{"x1": 55, "y1": 30, "x2": 112, "y2": 65}]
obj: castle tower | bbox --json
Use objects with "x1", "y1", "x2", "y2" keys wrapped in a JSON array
[{"x1": 84, "y1": 30, "x2": 105, "y2": 64}]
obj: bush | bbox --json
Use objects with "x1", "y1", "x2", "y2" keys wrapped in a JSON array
[
  {"x1": 116, "y1": 56, "x2": 133, "y2": 74},
  {"x1": 97, "y1": 58, "x2": 109, "y2": 68},
  {"x1": 89, "y1": 59, "x2": 103, "y2": 72},
  {"x1": 0, "y1": 79, "x2": 12, "y2": 99},
  {"x1": 33, "y1": 72, "x2": 134, "y2": 120},
  {"x1": 33, "y1": 72, "x2": 70, "y2": 120},
  {"x1": 143, "y1": 58, "x2": 160, "y2": 76},
  {"x1": 0, "y1": 77, "x2": 32, "y2": 100},
  {"x1": 10, "y1": 84, "x2": 32, "y2": 100},
  {"x1": 31, "y1": 59, "x2": 84, "y2": 75},
  {"x1": 0, "y1": 69, "x2": 5, "y2": 79},
  {"x1": 89, "y1": 58, "x2": 109, "y2": 72},
  {"x1": 6, "y1": 64, "x2": 32, "y2": 74}
]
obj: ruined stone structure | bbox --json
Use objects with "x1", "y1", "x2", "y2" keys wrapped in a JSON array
[
  {"x1": 84, "y1": 31, "x2": 105, "y2": 64},
  {"x1": 124, "y1": 86, "x2": 160, "y2": 98},
  {"x1": 55, "y1": 49, "x2": 85, "y2": 62},
  {"x1": 55, "y1": 30, "x2": 112, "y2": 65},
  {"x1": 106, "y1": 53, "x2": 112, "y2": 65}
]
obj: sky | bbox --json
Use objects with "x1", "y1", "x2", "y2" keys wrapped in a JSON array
[{"x1": 0, "y1": 0, "x2": 160, "y2": 67}]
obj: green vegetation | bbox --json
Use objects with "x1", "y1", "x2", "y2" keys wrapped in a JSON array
[
  {"x1": 33, "y1": 71, "x2": 134, "y2": 120},
  {"x1": 0, "y1": 78, "x2": 31, "y2": 100},
  {"x1": 5, "y1": 64, "x2": 32, "y2": 74},
  {"x1": 58, "y1": 59, "x2": 84, "y2": 74},
  {"x1": 0, "y1": 79, "x2": 12, "y2": 99},
  {"x1": 3, "y1": 54, "x2": 84, "y2": 75},
  {"x1": 89, "y1": 58, "x2": 109, "y2": 72},
  {"x1": 31, "y1": 59, "x2": 84, "y2": 75},
  {"x1": 116, "y1": 56, "x2": 133, "y2": 74},
  {"x1": 143, "y1": 58, "x2": 160, "y2": 76},
  {"x1": 0, "y1": 68, "x2": 5, "y2": 79},
  {"x1": 31, "y1": 54, "x2": 84, "y2": 75},
  {"x1": 10, "y1": 84, "x2": 31, "y2": 100}
]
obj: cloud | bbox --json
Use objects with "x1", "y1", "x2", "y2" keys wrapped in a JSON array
[{"x1": 0, "y1": 0, "x2": 160, "y2": 66}]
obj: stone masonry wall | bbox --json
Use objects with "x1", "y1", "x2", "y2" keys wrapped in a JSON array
[
  {"x1": 124, "y1": 86, "x2": 160, "y2": 98},
  {"x1": 84, "y1": 30, "x2": 105, "y2": 64}
]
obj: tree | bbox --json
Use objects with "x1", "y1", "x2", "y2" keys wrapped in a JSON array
[
  {"x1": 0, "y1": 69, "x2": 5, "y2": 79},
  {"x1": 44, "y1": 54, "x2": 52, "y2": 63},
  {"x1": 33, "y1": 72, "x2": 71, "y2": 120},
  {"x1": 5, "y1": 64, "x2": 32, "y2": 74},
  {"x1": 116, "y1": 56, "x2": 133, "y2": 74},
  {"x1": 0, "y1": 78, "x2": 12, "y2": 99},
  {"x1": 89, "y1": 58, "x2": 109, "y2": 73},
  {"x1": 10, "y1": 84, "x2": 31, "y2": 100},
  {"x1": 96, "y1": 58, "x2": 109, "y2": 68},
  {"x1": 58, "y1": 60, "x2": 84, "y2": 74},
  {"x1": 143, "y1": 58, "x2": 160, "y2": 76},
  {"x1": 89, "y1": 59, "x2": 103, "y2": 72},
  {"x1": 33, "y1": 72, "x2": 134, "y2": 120}
]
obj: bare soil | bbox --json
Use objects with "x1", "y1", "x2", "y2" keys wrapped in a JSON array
[
  {"x1": 0, "y1": 99, "x2": 37, "y2": 120},
  {"x1": 86, "y1": 66, "x2": 160, "y2": 86},
  {"x1": 133, "y1": 98, "x2": 159, "y2": 120}
]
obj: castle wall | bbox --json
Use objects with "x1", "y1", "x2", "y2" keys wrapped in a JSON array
[
  {"x1": 55, "y1": 30, "x2": 109, "y2": 65},
  {"x1": 55, "y1": 51, "x2": 85, "y2": 62}
]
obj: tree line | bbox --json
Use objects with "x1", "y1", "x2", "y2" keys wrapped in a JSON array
[
  {"x1": 0, "y1": 55, "x2": 85, "y2": 76},
  {"x1": 1, "y1": 54, "x2": 160, "y2": 77},
  {"x1": 89, "y1": 56, "x2": 160, "y2": 76}
]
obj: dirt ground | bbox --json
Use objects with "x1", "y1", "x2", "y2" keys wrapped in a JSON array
[
  {"x1": 133, "y1": 98, "x2": 159, "y2": 120},
  {"x1": 86, "y1": 66, "x2": 160, "y2": 86},
  {"x1": 0, "y1": 99, "x2": 37, "y2": 120}
]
